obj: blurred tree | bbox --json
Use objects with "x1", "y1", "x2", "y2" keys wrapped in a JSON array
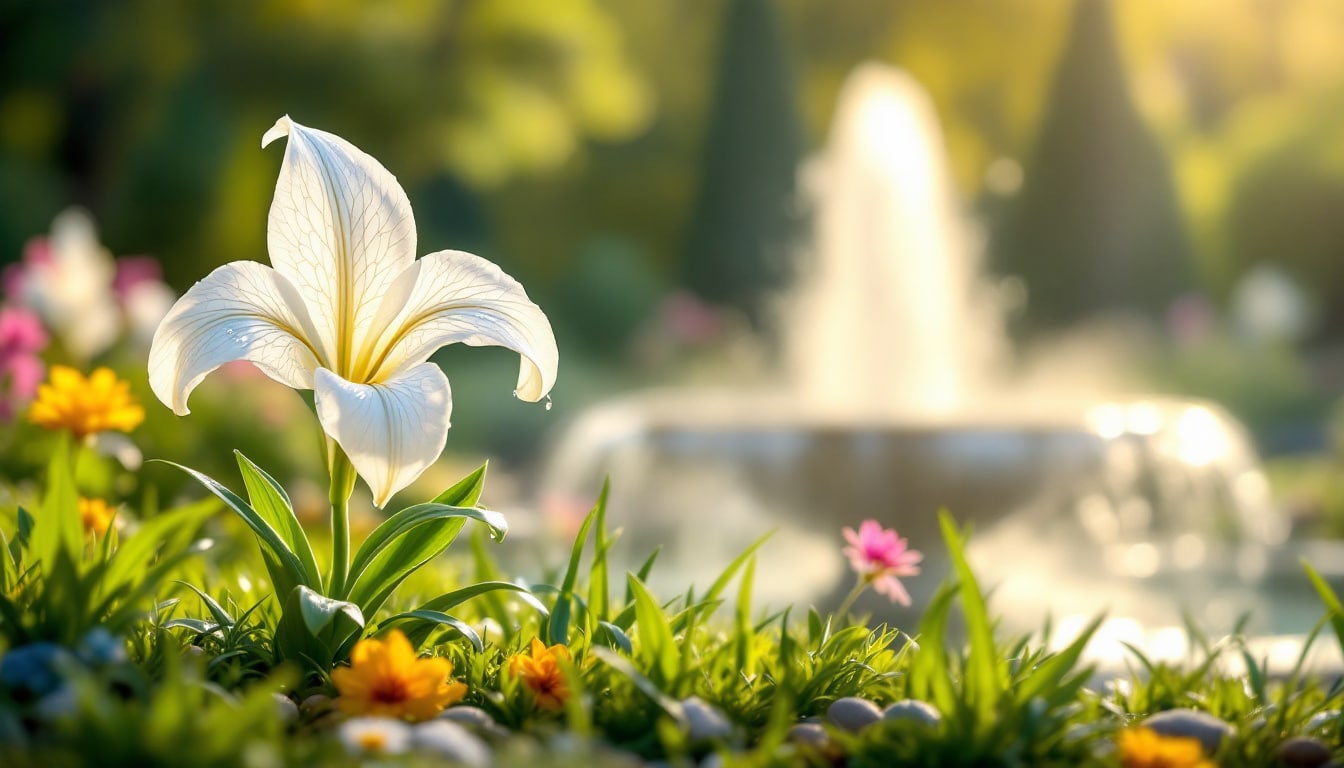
[
  {"x1": 0, "y1": 0, "x2": 651, "y2": 291},
  {"x1": 990, "y1": 0, "x2": 1195, "y2": 338},
  {"x1": 682, "y1": 0, "x2": 806, "y2": 332}
]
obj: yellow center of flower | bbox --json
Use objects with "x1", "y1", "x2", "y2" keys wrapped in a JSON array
[
  {"x1": 28, "y1": 366, "x2": 145, "y2": 440},
  {"x1": 356, "y1": 732, "x2": 388, "y2": 752}
]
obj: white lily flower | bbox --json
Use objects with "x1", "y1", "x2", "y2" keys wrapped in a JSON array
[{"x1": 149, "y1": 116, "x2": 558, "y2": 506}]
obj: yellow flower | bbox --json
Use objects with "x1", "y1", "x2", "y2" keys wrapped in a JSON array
[
  {"x1": 78, "y1": 498, "x2": 116, "y2": 536},
  {"x1": 29, "y1": 366, "x2": 145, "y2": 439},
  {"x1": 331, "y1": 630, "x2": 466, "y2": 721},
  {"x1": 508, "y1": 637, "x2": 572, "y2": 712},
  {"x1": 1117, "y1": 727, "x2": 1217, "y2": 768}
]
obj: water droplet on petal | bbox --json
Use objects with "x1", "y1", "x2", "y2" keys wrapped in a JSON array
[
  {"x1": 511, "y1": 389, "x2": 519, "y2": 399},
  {"x1": 544, "y1": 396, "x2": 553, "y2": 412}
]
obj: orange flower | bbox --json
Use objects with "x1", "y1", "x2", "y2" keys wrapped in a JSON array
[
  {"x1": 508, "y1": 637, "x2": 572, "y2": 712},
  {"x1": 331, "y1": 630, "x2": 467, "y2": 721},
  {"x1": 78, "y1": 498, "x2": 117, "y2": 536},
  {"x1": 29, "y1": 366, "x2": 144, "y2": 439},
  {"x1": 1117, "y1": 727, "x2": 1217, "y2": 768}
]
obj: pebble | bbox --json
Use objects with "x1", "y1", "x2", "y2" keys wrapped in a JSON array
[
  {"x1": 439, "y1": 705, "x2": 510, "y2": 740},
  {"x1": 414, "y1": 720, "x2": 491, "y2": 768},
  {"x1": 272, "y1": 693, "x2": 299, "y2": 723},
  {"x1": 1140, "y1": 709, "x2": 1234, "y2": 755},
  {"x1": 1277, "y1": 736, "x2": 1332, "y2": 768},
  {"x1": 301, "y1": 694, "x2": 332, "y2": 713},
  {"x1": 882, "y1": 699, "x2": 941, "y2": 728},
  {"x1": 786, "y1": 722, "x2": 839, "y2": 759},
  {"x1": 827, "y1": 697, "x2": 882, "y2": 733},
  {"x1": 681, "y1": 696, "x2": 733, "y2": 742}
]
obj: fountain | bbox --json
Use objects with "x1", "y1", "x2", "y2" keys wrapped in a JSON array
[{"x1": 538, "y1": 63, "x2": 1335, "y2": 672}]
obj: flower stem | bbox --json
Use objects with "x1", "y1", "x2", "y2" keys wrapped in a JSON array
[
  {"x1": 834, "y1": 575, "x2": 872, "y2": 621},
  {"x1": 326, "y1": 438, "x2": 357, "y2": 597}
]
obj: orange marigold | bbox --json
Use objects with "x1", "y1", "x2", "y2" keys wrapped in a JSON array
[
  {"x1": 1117, "y1": 727, "x2": 1217, "y2": 768},
  {"x1": 331, "y1": 630, "x2": 466, "y2": 722},
  {"x1": 78, "y1": 498, "x2": 117, "y2": 536},
  {"x1": 29, "y1": 366, "x2": 144, "y2": 439},
  {"x1": 508, "y1": 637, "x2": 572, "y2": 712}
]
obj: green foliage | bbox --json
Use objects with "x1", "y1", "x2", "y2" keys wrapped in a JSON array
[
  {"x1": 165, "y1": 453, "x2": 518, "y2": 676},
  {"x1": 0, "y1": 444, "x2": 214, "y2": 648},
  {"x1": 0, "y1": 644, "x2": 294, "y2": 768},
  {"x1": 8, "y1": 443, "x2": 1344, "y2": 764}
]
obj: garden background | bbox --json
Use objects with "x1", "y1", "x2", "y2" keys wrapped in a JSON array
[{"x1": 4, "y1": 0, "x2": 1344, "y2": 531}]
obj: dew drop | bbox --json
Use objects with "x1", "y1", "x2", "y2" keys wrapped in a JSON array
[
  {"x1": 544, "y1": 396, "x2": 553, "y2": 412},
  {"x1": 511, "y1": 389, "x2": 519, "y2": 399}
]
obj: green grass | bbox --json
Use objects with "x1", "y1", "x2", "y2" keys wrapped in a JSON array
[{"x1": 2, "y1": 463, "x2": 1343, "y2": 767}]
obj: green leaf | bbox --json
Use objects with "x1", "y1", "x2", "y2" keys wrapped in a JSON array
[
  {"x1": 940, "y1": 510, "x2": 1004, "y2": 716},
  {"x1": 344, "y1": 503, "x2": 507, "y2": 616},
  {"x1": 396, "y1": 581, "x2": 549, "y2": 648},
  {"x1": 99, "y1": 539, "x2": 215, "y2": 632},
  {"x1": 672, "y1": 530, "x2": 770, "y2": 633},
  {"x1": 590, "y1": 646, "x2": 685, "y2": 725},
  {"x1": 160, "y1": 461, "x2": 309, "y2": 598},
  {"x1": 624, "y1": 547, "x2": 661, "y2": 607},
  {"x1": 627, "y1": 574, "x2": 679, "y2": 685},
  {"x1": 1303, "y1": 560, "x2": 1344, "y2": 654},
  {"x1": 909, "y1": 582, "x2": 958, "y2": 715},
  {"x1": 595, "y1": 620, "x2": 633, "y2": 654},
  {"x1": 99, "y1": 499, "x2": 215, "y2": 603},
  {"x1": 295, "y1": 585, "x2": 364, "y2": 637},
  {"x1": 32, "y1": 435, "x2": 81, "y2": 568},
  {"x1": 735, "y1": 556, "x2": 757, "y2": 675},
  {"x1": 418, "y1": 580, "x2": 551, "y2": 617},
  {"x1": 236, "y1": 452, "x2": 323, "y2": 591},
  {"x1": 1015, "y1": 614, "x2": 1102, "y2": 705},
  {"x1": 549, "y1": 485, "x2": 604, "y2": 646},
  {"x1": 378, "y1": 610, "x2": 483, "y2": 653},
  {"x1": 589, "y1": 480, "x2": 613, "y2": 624},
  {"x1": 276, "y1": 585, "x2": 365, "y2": 670},
  {"x1": 163, "y1": 617, "x2": 221, "y2": 635},
  {"x1": 176, "y1": 580, "x2": 235, "y2": 628}
]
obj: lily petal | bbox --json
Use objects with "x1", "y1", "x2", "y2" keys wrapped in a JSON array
[
  {"x1": 313, "y1": 364, "x2": 451, "y2": 508},
  {"x1": 149, "y1": 261, "x2": 322, "y2": 415},
  {"x1": 263, "y1": 116, "x2": 416, "y2": 372},
  {"x1": 362, "y1": 250, "x2": 558, "y2": 402}
]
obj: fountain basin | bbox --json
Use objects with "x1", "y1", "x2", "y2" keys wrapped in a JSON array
[{"x1": 540, "y1": 390, "x2": 1283, "y2": 626}]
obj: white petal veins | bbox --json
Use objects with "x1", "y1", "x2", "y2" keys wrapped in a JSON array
[
  {"x1": 148, "y1": 261, "x2": 322, "y2": 414},
  {"x1": 313, "y1": 364, "x2": 452, "y2": 508},
  {"x1": 362, "y1": 250, "x2": 558, "y2": 402},
  {"x1": 263, "y1": 116, "x2": 417, "y2": 373}
]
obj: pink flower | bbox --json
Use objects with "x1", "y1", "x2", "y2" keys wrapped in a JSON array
[
  {"x1": 0, "y1": 306, "x2": 49, "y2": 420},
  {"x1": 842, "y1": 520, "x2": 922, "y2": 606}
]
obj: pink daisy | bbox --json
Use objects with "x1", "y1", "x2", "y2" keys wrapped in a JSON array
[{"x1": 842, "y1": 520, "x2": 922, "y2": 606}]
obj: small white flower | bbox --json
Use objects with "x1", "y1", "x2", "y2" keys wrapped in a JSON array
[
  {"x1": 338, "y1": 716, "x2": 413, "y2": 755},
  {"x1": 148, "y1": 116, "x2": 558, "y2": 505}
]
